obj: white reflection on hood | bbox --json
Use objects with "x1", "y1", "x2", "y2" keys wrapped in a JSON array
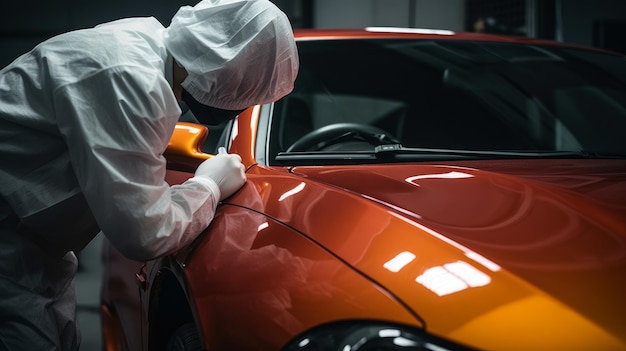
[
  {"x1": 279, "y1": 182, "x2": 306, "y2": 202},
  {"x1": 416, "y1": 260, "x2": 491, "y2": 296},
  {"x1": 405, "y1": 171, "x2": 474, "y2": 187}
]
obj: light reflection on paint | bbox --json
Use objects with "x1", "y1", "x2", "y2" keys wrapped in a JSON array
[
  {"x1": 257, "y1": 222, "x2": 269, "y2": 232},
  {"x1": 247, "y1": 106, "x2": 260, "y2": 157},
  {"x1": 174, "y1": 125, "x2": 203, "y2": 133},
  {"x1": 405, "y1": 171, "x2": 474, "y2": 187},
  {"x1": 365, "y1": 27, "x2": 455, "y2": 35},
  {"x1": 279, "y1": 182, "x2": 306, "y2": 201},
  {"x1": 249, "y1": 106, "x2": 260, "y2": 129},
  {"x1": 416, "y1": 260, "x2": 491, "y2": 296},
  {"x1": 384, "y1": 251, "x2": 417, "y2": 272},
  {"x1": 387, "y1": 211, "x2": 501, "y2": 272}
]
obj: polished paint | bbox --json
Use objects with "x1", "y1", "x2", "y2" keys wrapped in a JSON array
[{"x1": 102, "y1": 29, "x2": 626, "y2": 351}]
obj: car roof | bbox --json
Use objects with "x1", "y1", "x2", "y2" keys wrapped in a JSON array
[{"x1": 292, "y1": 27, "x2": 614, "y2": 53}]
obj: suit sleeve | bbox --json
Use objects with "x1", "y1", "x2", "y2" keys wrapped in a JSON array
[{"x1": 54, "y1": 65, "x2": 220, "y2": 261}]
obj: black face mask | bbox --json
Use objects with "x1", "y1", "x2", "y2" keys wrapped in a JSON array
[{"x1": 181, "y1": 88, "x2": 245, "y2": 126}]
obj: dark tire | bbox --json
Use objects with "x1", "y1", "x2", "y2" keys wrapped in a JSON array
[{"x1": 166, "y1": 323, "x2": 203, "y2": 351}]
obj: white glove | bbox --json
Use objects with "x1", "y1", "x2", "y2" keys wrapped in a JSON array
[{"x1": 195, "y1": 147, "x2": 246, "y2": 200}]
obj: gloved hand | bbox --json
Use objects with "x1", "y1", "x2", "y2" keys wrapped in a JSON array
[{"x1": 195, "y1": 147, "x2": 246, "y2": 200}]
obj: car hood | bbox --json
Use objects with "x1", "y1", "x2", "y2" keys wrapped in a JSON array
[{"x1": 290, "y1": 159, "x2": 626, "y2": 348}]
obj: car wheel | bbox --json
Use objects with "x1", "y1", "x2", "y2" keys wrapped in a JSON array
[{"x1": 166, "y1": 323, "x2": 202, "y2": 351}]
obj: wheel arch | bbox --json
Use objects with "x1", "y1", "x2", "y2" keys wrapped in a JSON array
[{"x1": 147, "y1": 265, "x2": 198, "y2": 351}]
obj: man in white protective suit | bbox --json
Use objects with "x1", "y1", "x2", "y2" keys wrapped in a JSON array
[{"x1": 0, "y1": 0, "x2": 299, "y2": 349}]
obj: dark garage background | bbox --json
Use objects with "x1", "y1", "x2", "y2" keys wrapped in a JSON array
[{"x1": 2, "y1": 0, "x2": 626, "y2": 69}]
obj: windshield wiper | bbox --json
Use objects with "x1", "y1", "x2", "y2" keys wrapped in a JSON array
[
  {"x1": 374, "y1": 144, "x2": 625, "y2": 159},
  {"x1": 274, "y1": 145, "x2": 624, "y2": 166}
]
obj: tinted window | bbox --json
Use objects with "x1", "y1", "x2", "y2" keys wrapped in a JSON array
[{"x1": 269, "y1": 39, "x2": 626, "y2": 163}]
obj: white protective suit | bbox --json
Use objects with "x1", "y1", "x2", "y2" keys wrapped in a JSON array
[{"x1": 0, "y1": 0, "x2": 298, "y2": 349}]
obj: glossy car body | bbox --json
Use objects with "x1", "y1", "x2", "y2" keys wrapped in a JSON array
[{"x1": 100, "y1": 28, "x2": 626, "y2": 351}]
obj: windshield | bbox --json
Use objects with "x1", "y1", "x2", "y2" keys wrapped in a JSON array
[{"x1": 267, "y1": 39, "x2": 626, "y2": 165}]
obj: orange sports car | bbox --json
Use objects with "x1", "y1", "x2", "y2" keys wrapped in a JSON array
[{"x1": 100, "y1": 28, "x2": 626, "y2": 351}]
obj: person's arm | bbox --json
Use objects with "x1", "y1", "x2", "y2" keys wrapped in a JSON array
[{"x1": 54, "y1": 65, "x2": 225, "y2": 261}]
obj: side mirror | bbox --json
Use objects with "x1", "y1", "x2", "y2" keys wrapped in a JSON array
[{"x1": 165, "y1": 122, "x2": 211, "y2": 172}]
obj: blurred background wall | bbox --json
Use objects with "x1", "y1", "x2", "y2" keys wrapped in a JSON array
[{"x1": 2, "y1": 0, "x2": 626, "y2": 68}]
